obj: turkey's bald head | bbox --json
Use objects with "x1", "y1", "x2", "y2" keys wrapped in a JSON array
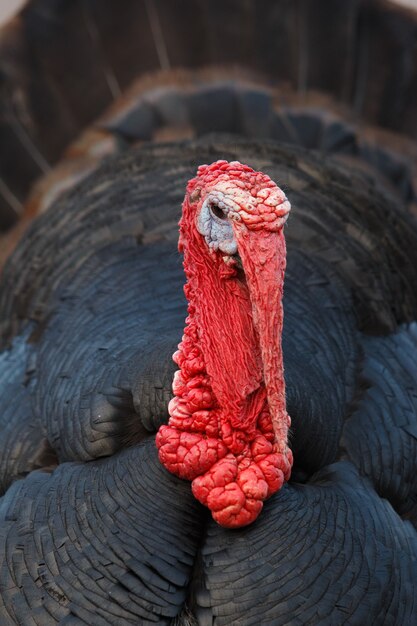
[
  {"x1": 192, "y1": 160, "x2": 290, "y2": 261},
  {"x1": 156, "y1": 161, "x2": 292, "y2": 528}
]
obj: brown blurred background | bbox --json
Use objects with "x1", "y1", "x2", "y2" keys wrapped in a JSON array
[{"x1": 1, "y1": 1, "x2": 415, "y2": 25}]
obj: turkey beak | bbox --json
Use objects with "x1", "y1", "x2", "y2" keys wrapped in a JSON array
[{"x1": 232, "y1": 221, "x2": 288, "y2": 450}]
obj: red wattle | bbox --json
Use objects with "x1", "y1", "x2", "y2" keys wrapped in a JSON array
[{"x1": 156, "y1": 160, "x2": 293, "y2": 528}]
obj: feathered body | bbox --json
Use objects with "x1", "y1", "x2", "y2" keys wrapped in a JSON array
[
  {"x1": 0, "y1": 0, "x2": 417, "y2": 623},
  {"x1": 0, "y1": 138, "x2": 416, "y2": 623}
]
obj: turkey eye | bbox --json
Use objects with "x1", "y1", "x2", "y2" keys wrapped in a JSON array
[{"x1": 210, "y1": 203, "x2": 227, "y2": 220}]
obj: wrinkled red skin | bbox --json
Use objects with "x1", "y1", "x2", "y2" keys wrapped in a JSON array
[{"x1": 156, "y1": 160, "x2": 293, "y2": 528}]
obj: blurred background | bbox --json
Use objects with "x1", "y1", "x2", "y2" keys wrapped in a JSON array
[{"x1": 0, "y1": 0, "x2": 416, "y2": 266}]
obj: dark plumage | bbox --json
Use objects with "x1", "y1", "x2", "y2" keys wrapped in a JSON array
[
  {"x1": 0, "y1": 137, "x2": 417, "y2": 623},
  {"x1": 1, "y1": 0, "x2": 417, "y2": 622}
]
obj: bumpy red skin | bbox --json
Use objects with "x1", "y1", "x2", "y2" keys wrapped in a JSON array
[{"x1": 156, "y1": 160, "x2": 292, "y2": 528}]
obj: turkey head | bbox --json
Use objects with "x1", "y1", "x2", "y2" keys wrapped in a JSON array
[{"x1": 157, "y1": 160, "x2": 292, "y2": 527}]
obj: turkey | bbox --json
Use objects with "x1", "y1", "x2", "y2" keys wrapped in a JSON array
[{"x1": 1, "y1": 0, "x2": 417, "y2": 625}]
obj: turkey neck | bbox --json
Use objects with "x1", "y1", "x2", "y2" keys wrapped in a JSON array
[{"x1": 178, "y1": 194, "x2": 289, "y2": 452}]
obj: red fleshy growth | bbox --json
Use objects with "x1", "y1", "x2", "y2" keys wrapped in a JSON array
[
  {"x1": 156, "y1": 160, "x2": 293, "y2": 528},
  {"x1": 156, "y1": 426, "x2": 228, "y2": 480}
]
